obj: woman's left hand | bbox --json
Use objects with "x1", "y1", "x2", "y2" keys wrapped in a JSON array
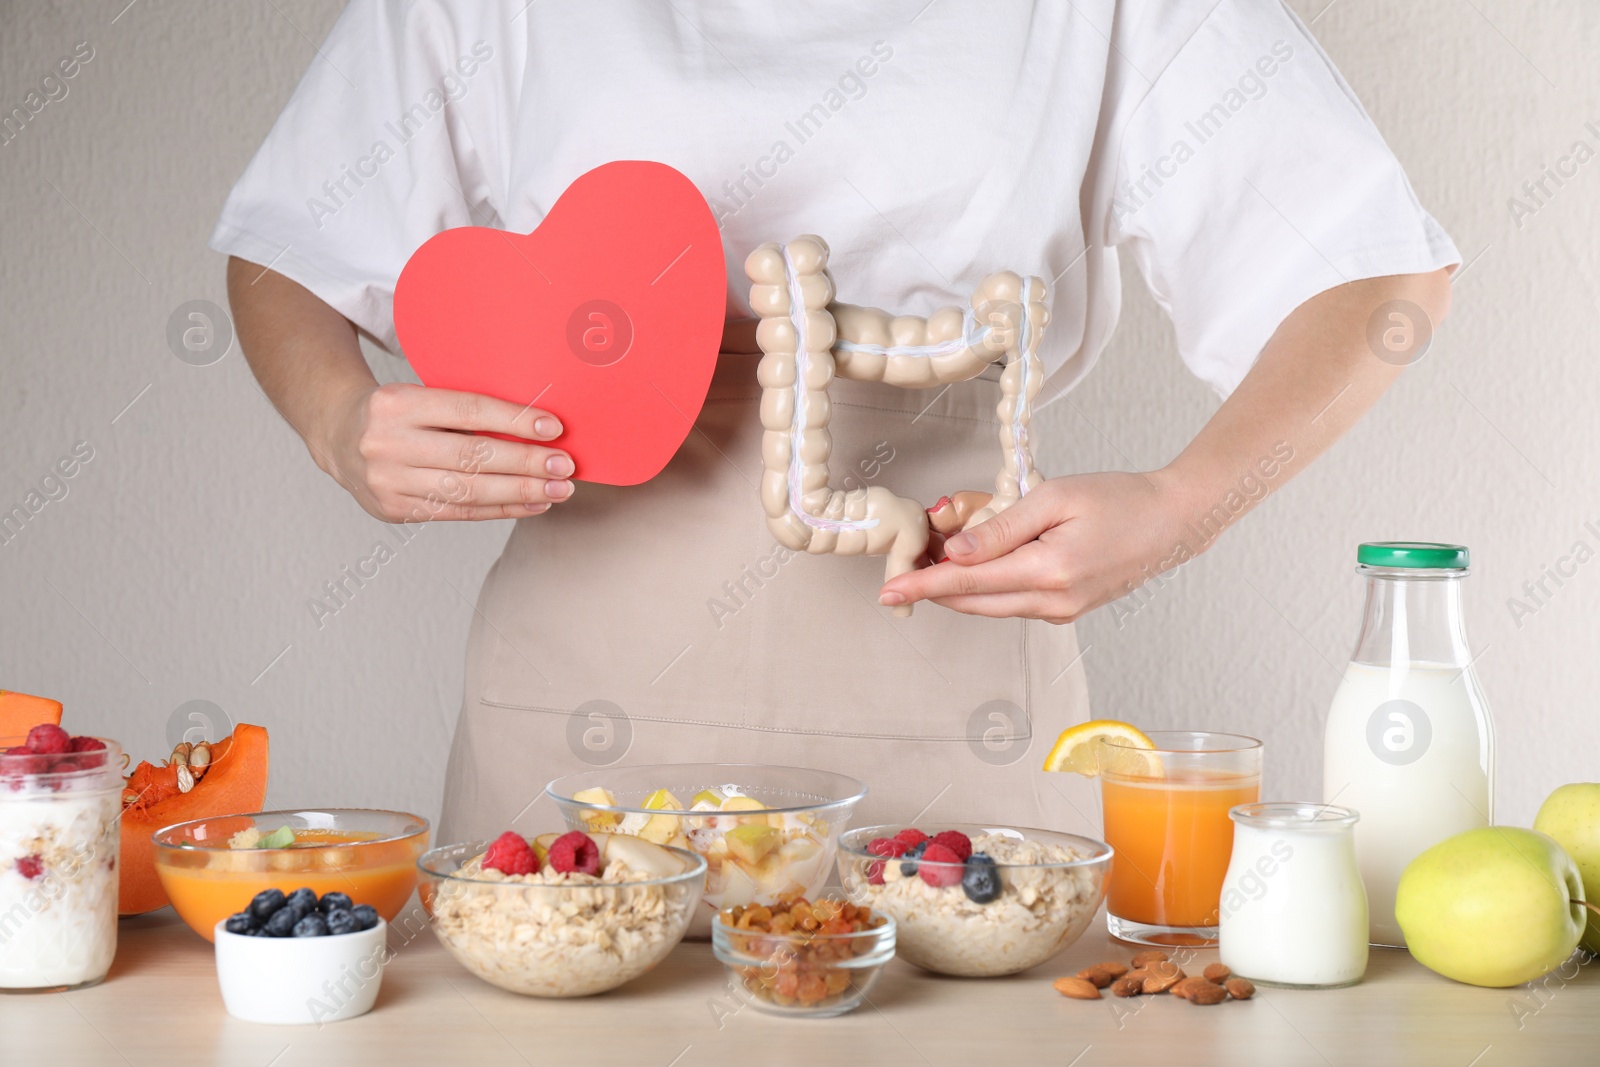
[{"x1": 877, "y1": 470, "x2": 1199, "y2": 623}]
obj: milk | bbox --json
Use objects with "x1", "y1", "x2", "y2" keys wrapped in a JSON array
[
  {"x1": 1219, "y1": 805, "x2": 1367, "y2": 988},
  {"x1": 1323, "y1": 660, "x2": 1492, "y2": 945}
]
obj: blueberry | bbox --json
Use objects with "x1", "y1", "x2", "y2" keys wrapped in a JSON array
[
  {"x1": 248, "y1": 887, "x2": 286, "y2": 921},
  {"x1": 319, "y1": 891, "x2": 353, "y2": 915},
  {"x1": 961, "y1": 852, "x2": 1001, "y2": 904},
  {"x1": 224, "y1": 912, "x2": 257, "y2": 935},
  {"x1": 292, "y1": 912, "x2": 330, "y2": 937},
  {"x1": 285, "y1": 886, "x2": 319, "y2": 917},
  {"x1": 263, "y1": 905, "x2": 300, "y2": 937},
  {"x1": 899, "y1": 841, "x2": 928, "y2": 877},
  {"x1": 324, "y1": 909, "x2": 357, "y2": 936},
  {"x1": 350, "y1": 904, "x2": 379, "y2": 931}
]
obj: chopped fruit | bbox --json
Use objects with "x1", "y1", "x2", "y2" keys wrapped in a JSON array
[
  {"x1": 546, "y1": 831, "x2": 601, "y2": 875},
  {"x1": 572, "y1": 787, "x2": 621, "y2": 829},
  {"x1": 637, "y1": 810, "x2": 682, "y2": 845},
  {"x1": 642, "y1": 788, "x2": 684, "y2": 810},
  {"x1": 961, "y1": 853, "x2": 1001, "y2": 903},
  {"x1": 1042, "y1": 719, "x2": 1158, "y2": 777},
  {"x1": 719, "y1": 795, "x2": 766, "y2": 813},
  {"x1": 725, "y1": 824, "x2": 781, "y2": 865},
  {"x1": 16, "y1": 854, "x2": 43, "y2": 880},
  {"x1": 918, "y1": 843, "x2": 964, "y2": 887},
  {"x1": 25, "y1": 723, "x2": 69, "y2": 755},
  {"x1": 531, "y1": 832, "x2": 559, "y2": 865},
  {"x1": 0, "y1": 692, "x2": 63, "y2": 746},
  {"x1": 892, "y1": 828, "x2": 929, "y2": 849},
  {"x1": 929, "y1": 830, "x2": 973, "y2": 862},
  {"x1": 690, "y1": 788, "x2": 724, "y2": 808},
  {"x1": 257, "y1": 825, "x2": 296, "y2": 849},
  {"x1": 482, "y1": 831, "x2": 538, "y2": 876},
  {"x1": 601, "y1": 834, "x2": 690, "y2": 878}
]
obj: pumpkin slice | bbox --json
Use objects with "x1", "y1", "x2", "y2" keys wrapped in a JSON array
[
  {"x1": 118, "y1": 723, "x2": 270, "y2": 916},
  {"x1": 0, "y1": 690, "x2": 63, "y2": 747}
]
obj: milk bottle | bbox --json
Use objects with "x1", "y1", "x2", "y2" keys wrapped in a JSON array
[{"x1": 1322, "y1": 543, "x2": 1494, "y2": 946}]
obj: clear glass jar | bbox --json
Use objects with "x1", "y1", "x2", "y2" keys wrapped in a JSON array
[
  {"x1": 1322, "y1": 542, "x2": 1494, "y2": 946},
  {"x1": 0, "y1": 740, "x2": 122, "y2": 992},
  {"x1": 1218, "y1": 803, "x2": 1367, "y2": 988}
]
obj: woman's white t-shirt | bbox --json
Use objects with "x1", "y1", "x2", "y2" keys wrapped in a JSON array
[{"x1": 210, "y1": 0, "x2": 1459, "y2": 400}]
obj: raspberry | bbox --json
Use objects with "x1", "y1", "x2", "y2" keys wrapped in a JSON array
[
  {"x1": 866, "y1": 836, "x2": 909, "y2": 859},
  {"x1": 25, "y1": 724, "x2": 69, "y2": 755},
  {"x1": 929, "y1": 830, "x2": 973, "y2": 862},
  {"x1": 892, "y1": 828, "x2": 928, "y2": 849},
  {"x1": 67, "y1": 736, "x2": 106, "y2": 753},
  {"x1": 3, "y1": 747, "x2": 48, "y2": 775},
  {"x1": 546, "y1": 831, "x2": 601, "y2": 875},
  {"x1": 481, "y1": 831, "x2": 537, "y2": 876},
  {"x1": 866, "y1": 859, "x2": 887, "y2": 885},
  {"x1": 918, "y1": 843, "x2": 964, "y2": 887},
  {"x1": 16, "y1": 854, "x2": 43, "y2": 880}
]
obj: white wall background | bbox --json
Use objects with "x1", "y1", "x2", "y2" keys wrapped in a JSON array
[{"x1": 1, "y1": 1, "x2": 1595, "y2": 829}]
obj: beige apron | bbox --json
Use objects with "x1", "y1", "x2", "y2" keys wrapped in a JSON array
[{"x1": 438, "y1": 349, "x2": 1092, "y2": 844}]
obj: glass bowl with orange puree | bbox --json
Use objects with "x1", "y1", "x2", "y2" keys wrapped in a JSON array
[{"x1": 153, "y1": 808, "x2": 429, "y2": 942}]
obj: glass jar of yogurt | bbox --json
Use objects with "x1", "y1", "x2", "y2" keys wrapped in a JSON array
[
  {"x1": 0, "y1": 740, "x2": 123, "y2": 992},
  {"x1": 1217, "y1": 803, "x2": 1367, "y2": 989}
]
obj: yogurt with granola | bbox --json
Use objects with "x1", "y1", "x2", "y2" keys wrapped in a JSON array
[
  {"x1": 0, "y1": 732, "x2": 122, "y2": 991},
  {"x1": 424, "y1": 831, "x2": 702, "y2": 997},
  {"x1": 841, "y1": 826, "x2": 1109, "y2": 977}
]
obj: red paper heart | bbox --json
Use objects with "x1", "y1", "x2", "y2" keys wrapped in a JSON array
[{"x1": 393, "y1": 161, "x2": 725, "y2": 486}]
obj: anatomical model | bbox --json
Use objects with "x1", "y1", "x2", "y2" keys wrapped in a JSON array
[{"x1": 745, "y1": 235, "x2": 1050, "y2": 617}]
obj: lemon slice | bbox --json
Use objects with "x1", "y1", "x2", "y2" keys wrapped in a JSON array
[{"x1": 1043, "y1": 720, "x2": 1156, "y2": 777}]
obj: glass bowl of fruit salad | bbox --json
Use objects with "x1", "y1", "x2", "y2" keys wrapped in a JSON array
[
  {"x1": 152, "y1": 808, "x2": 429, "y2": 942},
  {"x1": 547, "y1": 764, "x2": 867, "y2": 940},
  {"x1": 417, "y1": 830, "x2": 705, "y2": 997},
  {"x1": 838, "y1": 823, "x2": 1112, "y2": 977}
]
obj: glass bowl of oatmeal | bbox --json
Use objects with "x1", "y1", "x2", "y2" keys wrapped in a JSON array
[
  {"x1": 418, "y1": 833, "x2": 706, "y2": 997},
  {"x1": 838, "y1": 823, "x2": 1112, "y2": 977},
  {"x1": 547, "y1": 764, "x2": 867, "y2": 939}
]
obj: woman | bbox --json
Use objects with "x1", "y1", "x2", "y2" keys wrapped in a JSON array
[{"x1": 215, "y1": 1, "x2": 1456, "y2": 841}]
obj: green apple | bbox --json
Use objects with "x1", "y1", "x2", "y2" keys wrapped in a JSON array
[
  {"x1": 1534, "y1": 783, "x2": 1600, "y2": 953},
  {"x1": 1396, "y1": 826, "x2": 1586, "y2": 987}
]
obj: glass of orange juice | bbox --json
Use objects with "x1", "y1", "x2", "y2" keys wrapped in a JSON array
[{"x1": 1098, "y1": 731, "x2": 1262, "y2": 946}]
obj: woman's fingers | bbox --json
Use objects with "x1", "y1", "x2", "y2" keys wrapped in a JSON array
[
  {"x1": 880, "y1": 541, "x2": 1061, "y2": 606},
  {"x1": 390, "y1": 383, "x2": 564, "y2": 441},
  {"x1": 403, "y1": 427, "x2": 574, "y2": 479},
  {"x1": 943, "y1": 486, "x2": 1061, "y2": 564},
  {"x1": 927, "y1": 590, "x2": 1074, "y2": 623}
]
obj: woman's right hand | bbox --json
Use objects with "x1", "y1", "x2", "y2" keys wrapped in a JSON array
[{"x1": 317, "y1": 381, "x2": 575, "y2": 523}]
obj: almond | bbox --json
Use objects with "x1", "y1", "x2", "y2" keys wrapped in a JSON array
[
  {"x1": 1225, "y1": 977, "x2": 1255, "y2": 1000},
  {"x1": 1131, "y1": 949, "x2": 1169, "y2": 968},
  {"x1": 1053, "y1": 976, "x2": 1102, "y2": 1000},
  {"x1": 1170, "y1": 976, "x2": 1210, "y2": 1001},
  {"x1": 1110, "y1": 975, "x2": 1144, "y2": 997},
  {"x1": 1097, "y1": 961, "x2": 1129, "y2": 979},
  {"x1": 1142, "y1": 962, "x2": 1185, "y2": 994},
  {"x1": 1188, "y1": 981, "x2": 1229, "y2": 1005},
  {"x1": 1075, "y1": 966, "x2": 1112, "y2": 989},
  {"x1": 1202, "y1": 963, "x2": 1231, "y2": 983}
]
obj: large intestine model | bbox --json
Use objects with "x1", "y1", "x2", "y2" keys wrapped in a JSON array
[{"x1": 745, "y1": 235, "x2": 1050, "y2": 617}]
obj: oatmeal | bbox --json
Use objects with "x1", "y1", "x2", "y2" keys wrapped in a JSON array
[
  {"x1": 425, "y1": 832, "x2": 701, "y2": 997},
  {"x1": 843, "y1": 829, "x2": 1107, "y2": 977}
]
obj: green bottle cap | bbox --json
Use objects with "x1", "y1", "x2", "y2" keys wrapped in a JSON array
[{"x1": 1356, "y1": 542, "x2": 1469, "y2": 569}]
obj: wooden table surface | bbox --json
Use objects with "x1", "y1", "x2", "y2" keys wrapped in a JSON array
[{"x1": 7, "y1": 904, "x2": 1594, "y2": 1066}]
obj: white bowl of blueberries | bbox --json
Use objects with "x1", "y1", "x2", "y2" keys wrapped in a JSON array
[{"x1": 214, "y1": 887, "x2": 388, "y2": 1025}]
